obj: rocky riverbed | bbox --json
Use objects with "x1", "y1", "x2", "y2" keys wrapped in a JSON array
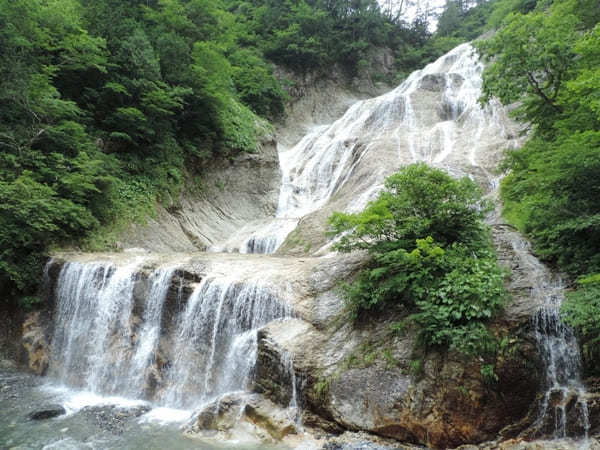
[{"x1": 0, "y1": 366, "x2": 287, "y2": 449}]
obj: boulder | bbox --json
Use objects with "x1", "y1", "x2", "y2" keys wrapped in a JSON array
[
  {"x1": 28, "y1": 404, "x2": 66, "y2": 420},
  {"x1": 185, "y1": 392, "x2": 299, "y2": 444}
]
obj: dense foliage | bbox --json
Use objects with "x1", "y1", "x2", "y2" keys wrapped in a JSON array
[
  {"x1": 562, "y1": 275, "x2": 600, "y2": 377},
  {"x1": 477, "y1": 0, "x2": 600, "y2": 364},
  {"x1": 0, "y1": 0, "x2": 280, "y2": 302},
  {"x1": 478, "y1": 0, "x2": 600, "y2": 277},
  {"x1": 328, "y1": 164, "x2": 506, "y2": 357},
  {"x1": 228, "y1": 0, "x2": 450, "y2": 81},
  {"x1": 0, "y1": 0, "x2": 505, "y2": 304}
]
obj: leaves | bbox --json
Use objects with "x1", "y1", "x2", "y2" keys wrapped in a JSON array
[
  {"x1": 479, "y1": 0, "x2": 600, "y2": 278},
  {"x1": 562, "y1": 275, "x2": 600, "y2": 376},
  {"x1": 329, "y1": 164, "x2": 506, "y2": 357}
]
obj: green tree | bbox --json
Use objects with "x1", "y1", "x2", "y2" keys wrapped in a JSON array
[
  {"x1": 0, "y1": 0, "x2": 119, "y2": 300},
  {"x1": 562, "y1": 274, "x2": 600, "y2": 376},
  {"x1": 479, "y1": 0, "x2": 600, "y2": 276},
  {"x1": 477, "y1": 0, "x2": 581, "y2": 135},
  {"x1": 328, "y1": 164, "x2": 505, "y2": 356}
]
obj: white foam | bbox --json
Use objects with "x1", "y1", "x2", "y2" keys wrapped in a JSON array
[
  {"x1": 139, "y1": 407, "x2": 193, "y2": 424},
  {"x1": 41, "y1": 384, "x2": 148, "y2": 414}
]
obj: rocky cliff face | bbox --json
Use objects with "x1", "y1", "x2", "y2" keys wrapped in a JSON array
[
  {"x1": 252, "y1": 238, "x2": 545, "y2": 448},
  {"x1": 21, "y1": 240, "x2": 547, "y2": 448},
  {"x1": 117, "y1": 135, "x2": 281, "y2": 252}
]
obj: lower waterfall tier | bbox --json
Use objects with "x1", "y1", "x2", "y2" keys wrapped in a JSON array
[
  {"x1": 46, "y1": 255, "x2": 296, "y2": 410},
  {"x1": 18, "y1": 244, "x2": 599, "y2": 449}
]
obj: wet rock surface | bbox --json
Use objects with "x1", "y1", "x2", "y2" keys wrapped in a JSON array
[
  {"x1": 21, "y1": 310, "x2": 52, "y2": 375},
  {"x1": 185, "y1": 392, "x2": 299, "y2": 444},
  {"x1": 319, "y1": 430, "x2": 419, "y2": 450},
  {"x1": 322, "y1": 440, "x2": 398, "y2": 450},
  {"x1": 256, "y1": 292, "x2": 541, "y2": 448},
  {"x1": 28, "y1": 404, "x2": 66, "y2": 420},
  {"x1": 80, "y1": 405, "x2": 151, "y2": 435}
]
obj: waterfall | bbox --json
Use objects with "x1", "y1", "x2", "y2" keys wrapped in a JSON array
[
  {"x1": 231, "y1": 43, "x2": 509, "y2": 254},
  {"x1": 532, "y1": 279, "x2": 590, "y2": 438},
  {"x1": 41, "y1": 41, "x2": 591, "y2": 443},
  {"x1": 282, "y1": 349, "x2": 302, "y2": 430},
  {"x1": 159, "y1": 278, "x2": 291, "y2": 409},
  {"x1": 48, "y1": 260, "x2": 291, "y2": 411},
  {"x1": 50, "y1": 261, "x2": 137, "y2": 394},
  {"x1": 493, "y1": 231, "x2": 590, "y2": 439}
]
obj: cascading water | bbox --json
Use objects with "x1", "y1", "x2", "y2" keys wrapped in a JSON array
[
  {"x1": 281, "y1": 349, "x2": 303, "y2": 430},
  {"x1": 226, "y1": 43, "x2": 510, "y2": 254},
  {"x1": 482, "y1": 139, "x2": 590, "y2": 441},
  {"x1": 483, "y1": 215, "x2": 591, "y2": 439},
  {"x1": 160, "y1": 278, "x2": 291, "y2": 408},
  {"x1": 50, "y1": 261, "x2": 139, "y2": 394},
  {"x1": 47, "y1": 260, "x2": 292, "y2": 412},
  {"x1": 532, "y1": 278, "x2": 590, "y2": 438},
  {"x1": 32, "y1": 41, "x2": 591, "y2": 446}
]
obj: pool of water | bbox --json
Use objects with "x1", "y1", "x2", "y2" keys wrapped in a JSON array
[{"x1": 0, "y1": 368, "x2": 285, "y2": 450}]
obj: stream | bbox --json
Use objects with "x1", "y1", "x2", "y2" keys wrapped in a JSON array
[{"x1": 0, "y1": 367, "x2": 284, "y2": 450}]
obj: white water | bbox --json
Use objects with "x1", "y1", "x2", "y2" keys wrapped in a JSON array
[
  {"x1": 42, "y1": 42, "x2": 590, "y2": 443},
  {"x1": 159, "y1": 277, "x2": 291, "y2": 409},
  {"x1": 532, "y1": 279, "x2": 590, "y2": 438},
  {"x1": 48, "y1": 261, "x2": 292, "y2": 415},
  {"x1": 230, "y1": 43, "x2": 511, "y2": 254},
  {"x1": 484, "y1": 177, "x2": 590, "y2": 439},
  {"x1": 282, "y1": 350, "x2": 302, "y2": 430}
]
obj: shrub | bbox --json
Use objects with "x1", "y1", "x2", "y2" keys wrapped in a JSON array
[
  {"x1": 328, "y1": 164, "x2": 506, "y2": 358},
  {"x1": 562, "y1": 274, "x2": 600, "y2": 376}
]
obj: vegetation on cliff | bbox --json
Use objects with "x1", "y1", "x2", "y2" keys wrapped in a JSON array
[
  {"x1": 476, "y1": 0, "x2": 600, "y2": 365},
  {"x1": 562, "y1": 274, "x2": 600, "y2": 377},
  {"x1": 329, "y1": 164, "x2": 506, "y2": 359}
]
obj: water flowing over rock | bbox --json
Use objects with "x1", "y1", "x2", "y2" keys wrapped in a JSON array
[
  {"x1": 159, "y1": 277, "x2": 292, "y2": 408},
  {"x1": 530, "y1": 280, "x2": 590, "y2": 438},
  {"x1": 46, "y1": 257, "x2": 293, "y2": 410},
  {"x1": 210, "y1": 43, "x2": 516, "y2": 254},
  {"x1": 18, "y1": 42, "x2": 597, "y2": 448}
]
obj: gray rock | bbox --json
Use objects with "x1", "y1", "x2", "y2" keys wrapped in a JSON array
[
  {"x1": 28, "y1": 405, "x2": 66, "y2": 420},
  {"x1": 185, "y1": 392, "x2": 298, "y2": 444},
  {"x1": 80, "y1": 404, "x2": 151, "y2": 435}
]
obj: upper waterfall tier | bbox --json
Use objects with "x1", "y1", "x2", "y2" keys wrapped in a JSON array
[{"x1": 210, "y1": 43, "x2": 522, "y2": 255}]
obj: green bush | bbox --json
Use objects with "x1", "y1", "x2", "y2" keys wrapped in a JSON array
[{"x1": 328, "y1": 164, "x2": 506, "y2": 358}]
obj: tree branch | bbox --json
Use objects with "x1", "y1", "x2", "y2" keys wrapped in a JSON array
[{"x1": 526, "y1": 72, "x2": 562, "y2": 112}]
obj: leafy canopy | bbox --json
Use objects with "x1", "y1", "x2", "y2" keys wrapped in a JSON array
[{"x1": 478, "y1": 0, "x2": 600, "y2": 277}]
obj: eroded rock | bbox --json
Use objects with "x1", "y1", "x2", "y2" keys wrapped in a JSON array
[
  {"x1": 185, "y1": 392, "x2": 299, "y2": 444},
  {"x1": 255, "y1": 309, "x2": 541, "y2": 449},
  {"x1": 21, "y1": 311, "x2": 51, "y2": 375}
]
